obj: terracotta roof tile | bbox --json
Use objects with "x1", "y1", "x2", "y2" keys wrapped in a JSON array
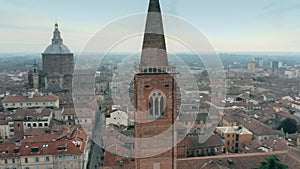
[
  {"x1": 2, "y1": 95, "x2": 59, "y2": 103},
  {"x1": 177, "y1": 150, "x2": 300, "y2": 169},
  {"x1": 185, "y1": 134, "x2": 224, "y2": 149},
  {"x1": 0, "y1": 139, "x2": 85, "y2": 158}
]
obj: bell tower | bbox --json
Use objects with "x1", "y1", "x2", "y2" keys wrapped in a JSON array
[
  {"x1": 134, "y1": 0, "x2": 177, "y2": 168},
  {"x1": 32, "y1": 60, "x2": 39, "y2": 89}
]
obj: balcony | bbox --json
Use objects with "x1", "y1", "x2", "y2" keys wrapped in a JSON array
[{"x1": 134, "y1": 64, "x2": 177, "y2": 74}]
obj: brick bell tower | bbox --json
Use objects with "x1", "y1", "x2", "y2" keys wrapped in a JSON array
[{"x1": 134, "y1": 0, "x2": 177, "y2": 168}]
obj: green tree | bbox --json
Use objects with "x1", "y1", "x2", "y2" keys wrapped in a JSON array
[
  {"x1": 259, "y1": 155, "x2": 288, "y2": 169},
  {"x1": 201, "y1": 70, "x2": 208, "y2": 77},
  {"x1": 278, "y1": 118, "x2": 297, "y2": 134}
]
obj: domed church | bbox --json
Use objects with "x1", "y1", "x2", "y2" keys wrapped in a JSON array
[{"x1": 28, "y1": 23, "x2": 74, "y2": 93}]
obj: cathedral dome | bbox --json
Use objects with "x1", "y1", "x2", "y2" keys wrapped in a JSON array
[
  {"x1": 44, "y1": 43, "x2": 70, "y2": 54},
  {"x1": 43, "y1": 23, "x2": 71, "y2": 54}
]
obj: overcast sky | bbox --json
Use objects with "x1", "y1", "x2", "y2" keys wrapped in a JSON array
[{"x1": 1, "y1": 0, "x2": 300, "y2": 53}]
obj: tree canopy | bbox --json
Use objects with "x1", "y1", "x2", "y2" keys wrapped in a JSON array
[
  {"x1": 259, "y1": 155, "x2": 288, "y2": 169},
  {"x1": 277, "y1": 118, "x2": 297, "y2": 134}
]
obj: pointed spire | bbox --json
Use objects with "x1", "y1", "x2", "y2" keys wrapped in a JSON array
[
  {"x1": 52, "y1": 22, "x2": 63, "y2": 44},
  {"x1": 140, "y1": 0, "x2": 168, "y2": 67}
]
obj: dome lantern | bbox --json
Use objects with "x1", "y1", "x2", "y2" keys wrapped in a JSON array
[{"x1": 43, "y1": 22, "x2": 71, "y2": 54}]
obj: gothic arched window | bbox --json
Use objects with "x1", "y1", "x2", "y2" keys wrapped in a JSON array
[{"x1": 149, "y1": 90, "x2": 166, "y2": 118}]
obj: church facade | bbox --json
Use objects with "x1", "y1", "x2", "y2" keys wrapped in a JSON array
[{"x1": 28, "y1": 23, "x2": 74, "y2": 93}]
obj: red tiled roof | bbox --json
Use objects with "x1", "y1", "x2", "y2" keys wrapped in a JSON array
[
  {"x1": 13, "y1": 108, "x2": 52, "y2": 121},
  {"x1": 185, "y1": 134, "x2": 224, "y2": 149},
  {"x1": 275, "y1": 111, "x2": 296, "y2": 119},
  {"x1": 225, "y1": 102, "x2": 255, "y2": 107},
  {"x1": 226, "y1": 112, "x2": 282, "y2": 136},
  {"x1": 0, "y1": 119, "x2": 8, "y2": 125},
  {"x1": 24, "y1": 128, "x2": 47, "y2": 137},
  {"x1": 62, "y1": 107, "x2": 76, "y2": 115},
  {"x1": 2, "y1": 95, "x2": 59, "y2": 103},
  {"x1": 102, "y1": 151, "x2": 135, "y2": 169},
  {"x1": 177, "y1": 150, "x2": 300, "y2": 169},
  {"x1": 264, "y1": 110, "x2": 296, "y2": 119},
  {"x1": 0, "y1": 139, "x2": 85, "y2": 158},
  {"x1": 222, "y1": 115, "x2": 236, "y2": 123}
]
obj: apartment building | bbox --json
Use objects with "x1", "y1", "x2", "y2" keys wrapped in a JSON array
[
  {"x1": 215, "y1": 126, "x2": 253, "y2": 153},
  {"x1": 0, "y1": 127, "x2": 89, "y2": 169}
]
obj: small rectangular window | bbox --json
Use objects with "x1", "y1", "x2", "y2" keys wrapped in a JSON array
[
  {"x1": 13, "y1": 148, "x2": 20, "y2": 154},
  {"x1": 45, "y1": 156, "x2": 50, "y2": 161},
  {"x1": 31, "y1": 147, "x2": 40, "y2": 153},
  {"x1": 57, "y1": 146, "x2": 67, "y2": 151}
]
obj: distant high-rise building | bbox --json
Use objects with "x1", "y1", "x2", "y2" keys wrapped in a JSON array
[
  {"x1": 270, "y1": 61, "x2": 283, "y2": 69},
  {"x1": 28, "y1": 23, "x2": 74, "y2": 92},
  {"x1": 278, "y1": 61, "x2": 283, "y2": 68},
  {"x1": 254, "y1": 57, "x2": 263, "y2": 68},
  {"x1": 247, "y1": 62, "x2": 256, "y2": 73}
]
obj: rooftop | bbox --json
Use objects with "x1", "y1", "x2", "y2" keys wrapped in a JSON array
[
  {"x1": 177, "y1": 150, "x2": 300, "y2": 169},
  {"x1": 2, "y1": 94, "x2": 59, "y2": 103},
  {"x1": 216, "y1": 126, "x2": 252, "y2": 135},
  {"x1": 0, "y1": 139, "x2": 84, "y2": 158}
]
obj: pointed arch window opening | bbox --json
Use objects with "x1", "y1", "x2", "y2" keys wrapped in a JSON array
[{"x1": 149, "y1": 90, "x2": 166, "y2": 118}]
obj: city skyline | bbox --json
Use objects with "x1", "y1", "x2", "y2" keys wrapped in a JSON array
[
  {"x1": 1, "y1": 0, "x2": 300, "y2": 53},
  {"x1": 0, "y1": 1, "x2": 300, "y2": 169}
]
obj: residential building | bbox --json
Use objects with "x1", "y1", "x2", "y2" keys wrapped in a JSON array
[
  {"x1": 216, "y1": 126, "x2": 253, "y2": 153},
  {"x1": 0, "y1": 120, "x2": 10, "y2": 142},
  {"x1": 177, "y1": 134, "x2": 224, "y2": 158},
  {"x1": 228, "y1": 112, "x2": 283, "y2": 142},
  {"x1": 177, "y1": 150, "x2": 300, "y2": 169},
  {"x1": 61, "y1": 107, "x2": 76, "y2": 125},
  {"x1": 106, "y1": 109, "x2": 130, "y2": 127},
  {"x1": 0, "y1": 136, "x2": 89, "y2": 169},
  {"x1": 13, "y1": 108, "x2": 53, "y2": 136},
  {"x1": 1, "y1": 94, "x2": 59, "y2": 110},
  {"x1": 221, "y1": 115, "x2": 238, "y2": 127}
]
